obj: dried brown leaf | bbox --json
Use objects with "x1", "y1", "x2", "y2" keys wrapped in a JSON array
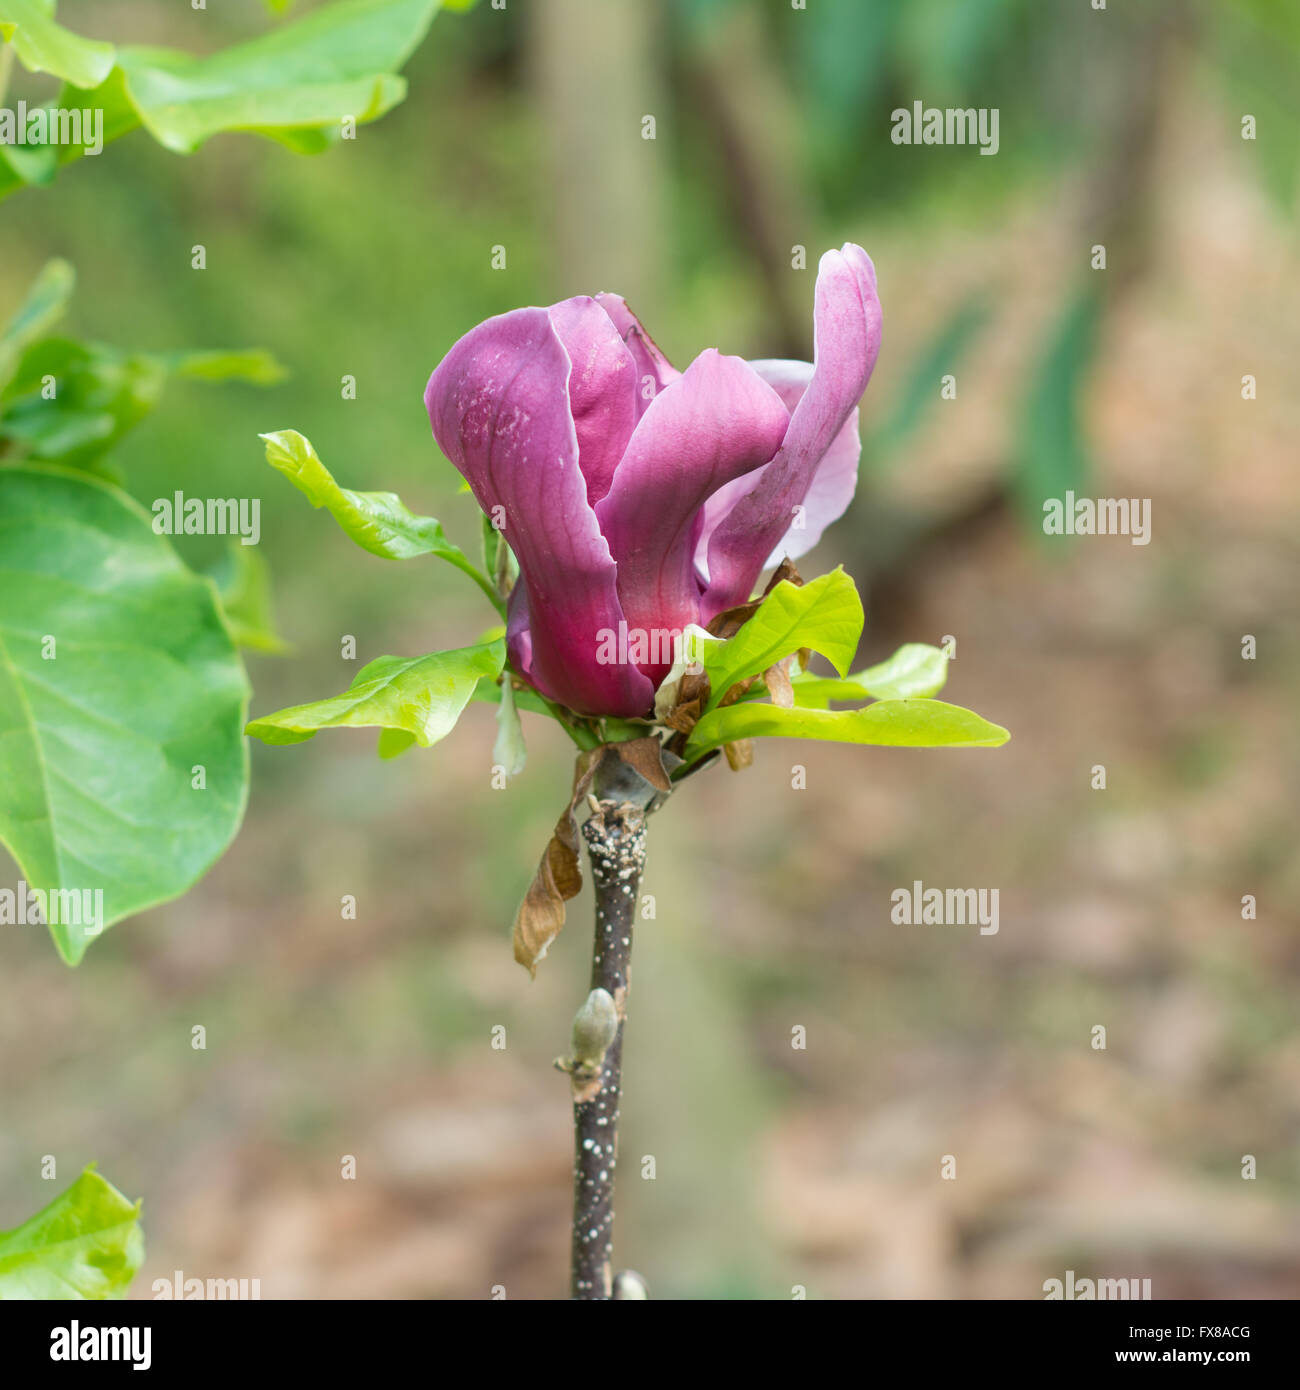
[
  {"x1": 763, "y1": 660, "x2": 795, "y2": 708},
  {"x1": 512, "y1": 748, "x2": 601, "y2": 977},
  {"x1": 611, "y1": 736, "x2": 671, "y2": 793}
]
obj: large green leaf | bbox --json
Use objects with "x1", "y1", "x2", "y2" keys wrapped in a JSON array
[
  {"x1": 246, "y1": 639, "x2": 504, "y2": 747},
  {"x1": 261, "y1": 430, "x2": 501, "y2": 610},
  {"x1": 790, "y1": 642, "x2": 950, "y2": 708},
  {"x1": 684, "y1": 696, "x2": 1009, "y2": 758},
  {"x1": 0, "y1": 467, "x2": 250, "y2": 965},
  {"x1": 0, "y1": 1167, "x2": 143, "y2": 1301},
  {"x1": 0, "y1": 1, "x2": 116, "y2": 89},
  {"x1": 699, "y1": 568, "x2": 863, "y2": 710}
]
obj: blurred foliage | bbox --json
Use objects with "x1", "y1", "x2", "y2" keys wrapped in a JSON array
[
  {"x1": 0, "y1": 259, "x2": 283, "y2": 479},
  {"x1": 0, "y1": 0, "x2": 477, "y2": 200}
]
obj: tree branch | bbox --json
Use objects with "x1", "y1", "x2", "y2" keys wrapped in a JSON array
[{"x1": 569, "y1": 799, "x2": 647, "y2": 1300}]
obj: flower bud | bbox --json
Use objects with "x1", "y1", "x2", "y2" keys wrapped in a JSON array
[{"x1": 570, "y1": 987, "x2": 619, "y2": 1070}]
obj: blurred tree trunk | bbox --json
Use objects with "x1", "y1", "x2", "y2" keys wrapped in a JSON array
[
  {"x1": 684, "y1": 5, "x2": 816, "y2": 358},
  {"x1": 528, "y1": 0, "x2": 666, "y2": 311}
]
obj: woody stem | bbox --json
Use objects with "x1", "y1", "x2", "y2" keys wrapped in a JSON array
[{"x1": 570, "y1": 800, "x2": 647, "y2": 1299}]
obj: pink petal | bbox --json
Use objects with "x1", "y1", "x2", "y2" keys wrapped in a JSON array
[
  {"x1": 594, "y1": 292, "x2": 681, "y2": 418},
  {"x1": 547, "y1": 296, "x2": 639, "y2": 506},
  {"x1": 426, "y1": 306, "x2": 655, "y2": 718},
  {"x1": 595, "y1": 349, "x2": 789, "y2": 685},
  {"x1": 701, "y1": 243, "x2": 881, "y2": 619},
  {"x1": 694, "y1": 359, "x2": 861, "y2": 578}
]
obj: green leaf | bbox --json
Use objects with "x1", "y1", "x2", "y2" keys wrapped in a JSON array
[
  {"x1": 700, "y1": 568, "x2": 863, "y2": 710},
  {"x1": 0, "y1": 467, "x2": 250, "y2": 966},
  {"x1": 0, "y1": 258, "x2": 74, "y2": 389},
  {"x1": 247, "y1": 639, "x2": 504, "y2": 747},
  {"x1": 684, "y1": 697, "x2": 1009, "y2": 759},
  {"x1": 790, "y1": 642, "x2": 950, "y2": 708},
  {"x1": 492, "y1": 676, "x2": 526, "y2": 777},
  {"x1": 0, "y1": 1, "x2": 116, "y2": 89},
  {"x1": 0, "y1": 1167, "x2": 144, "y2": 1300},
  {"x1": 260, "y1": 430, "x2": 501, "y2": 610},
  {"x1": 210, "y1": 542, "x2": 289, "y2": 655}
]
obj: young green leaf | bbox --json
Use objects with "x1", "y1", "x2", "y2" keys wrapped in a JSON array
[
  {"x1": 684, "y1": 697, "x2": 1009, "y2": 759},
  {"x1": 0, "y1": 1167, "x2": 144, "y2": 1300},
  {"x1": 790, "y1": 642, "x2": 950, "y2": 708},
  {"x1": 0, "y1": 1, "x2": 116, "y2": 89},
  {"x1": 247, "y1": 639, "x2": 504, "y2": 747},
  {"x1": 700, "y1": 568, "x2": 863, "y2": 710},
  {"x1": 260, "y1": 429, "x2": 502, "y2": 611},
  {"x1": 0, "y1": 467, "x2": 250, "y2": 966}
]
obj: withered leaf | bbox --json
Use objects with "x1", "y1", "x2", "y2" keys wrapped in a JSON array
[
  {"x1": 610, "y1": 735, "x2": 672, "y2": 793},
  {"x1": 512, "y1": 747, "x2": 601, "y2": 977},
  {"x1": 512, "y1": 739, "x2": 671, "y2": 975},
  {"x1": 763, "y1": 660, "x2": 795, "y2": 708},
  {"x1": 706, "y1": 559, "x2": 804, "y2": 640},
  {"x1": 662, "y1": 696, "x2": 702, "y2": 736}
]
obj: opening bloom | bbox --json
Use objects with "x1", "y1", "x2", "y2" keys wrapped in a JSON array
[{"x1": 425, "y1": 243, "x2": 882, "y2": 718}]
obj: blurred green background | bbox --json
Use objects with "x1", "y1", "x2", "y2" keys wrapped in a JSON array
[{"x1": 1, "y1": 0, "x2": 1297, "y2": 1298}]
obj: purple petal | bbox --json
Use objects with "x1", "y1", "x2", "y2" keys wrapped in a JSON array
[
  {"x1": 426, "y1": 306, "x2": 655, "y2": 718},
  {"x1": 694, "y1": 359, "x2": 861, "y2": 577},
  {"x1": 595, "y1": 349, "x2": 789, "y2": 684},
  {"x1": 547, "y1": 296, "x2": 639, "y2": 506},
  {"x1": 594, "y1": 292, "x2": 681, "y2": 418},
  {"x1": 701, "y1": 243, "x2": 881, "y2": 619}
]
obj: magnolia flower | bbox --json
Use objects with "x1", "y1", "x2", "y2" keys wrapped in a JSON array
[{"x1": 425, "y1": 243, "x2": 882, "y2": 718}]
